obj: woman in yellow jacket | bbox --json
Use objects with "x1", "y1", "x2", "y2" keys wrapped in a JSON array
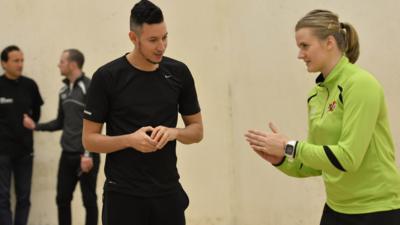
[{"x1": 245, "y1": 9, "x2": 400, "y2": 225}]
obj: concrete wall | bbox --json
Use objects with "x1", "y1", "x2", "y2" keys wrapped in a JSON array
[{"x1": 1, "y1": 0, "x2": 400, "y2": 224}]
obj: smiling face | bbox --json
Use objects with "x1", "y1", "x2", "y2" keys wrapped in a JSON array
[
  {"x1": 295, "y1": 27, "x2": 330, "y2": 74},
  {"x1": 130, "y1": 22, "x2": 168, "y2": 65}
]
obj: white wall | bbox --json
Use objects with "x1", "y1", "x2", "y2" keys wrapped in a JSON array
[{"x1": 1, "y1": 0, "x2": 400, "y2": 224}]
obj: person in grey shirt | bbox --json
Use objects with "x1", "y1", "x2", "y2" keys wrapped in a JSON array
[{"x1": 24, "y1": 49, "x2": 100, "y2": 225}]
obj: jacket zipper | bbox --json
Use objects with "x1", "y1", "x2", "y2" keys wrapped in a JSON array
[{"x1": 321, "y1": 86, "x2": 330, "y2": 119}]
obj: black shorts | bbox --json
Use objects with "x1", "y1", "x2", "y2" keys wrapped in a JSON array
[
  {"x1": 102, "y1": 189, "x2": 190, "y2": 225},
  {"x1": 320, "y1": 204, "x2": 400, "y2": 225}
]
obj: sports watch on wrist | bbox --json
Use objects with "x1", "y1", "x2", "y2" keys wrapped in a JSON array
[{"x1": 284, "y1": 140, "x2": 297, "y2": 162}]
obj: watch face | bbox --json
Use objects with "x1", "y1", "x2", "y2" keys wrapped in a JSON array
[{"x1": 285, "y1": 145, "x2": 294, "y2": 155}]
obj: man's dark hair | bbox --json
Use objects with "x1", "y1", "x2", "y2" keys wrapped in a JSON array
[
  {"x1": 64, "y1": 49, "x2": 85, "y2": 69},
  {"x1": 130, "y1": 0, "x2": 164, "y2": 33},
  {"x1": 1, "y1": 45, "x2": 20, "y2": 62}
]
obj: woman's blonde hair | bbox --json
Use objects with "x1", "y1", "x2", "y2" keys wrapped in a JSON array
[{"x1": 296, "y1": 9, "x2": 360, "y2": 63}]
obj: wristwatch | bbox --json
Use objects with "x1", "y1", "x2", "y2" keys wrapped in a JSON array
[
  {"x1": 83, "y1": 151, "x2": 91, "y2": 157},
  {"x1": 285, "y1": 140, "x2": 297, "y2": 162}
]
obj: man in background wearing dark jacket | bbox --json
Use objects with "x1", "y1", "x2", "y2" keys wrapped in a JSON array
[
  {"x1": 24, "y1": 49, "x2": 100, "y2": 225},
  {"x1": 0, "y1": 45, "x2": 43, "y2": 225}
]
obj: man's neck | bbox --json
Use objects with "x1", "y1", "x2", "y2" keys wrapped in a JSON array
[
  {"x1": 67, "y1": 70, "x2": 82, "y2": 84},
  {"x1": 127, "y1": 51, "x2": 158, "y2": 72},
  {"x1": 4, "y1": 72, "x2": 20, "y2": 80}
]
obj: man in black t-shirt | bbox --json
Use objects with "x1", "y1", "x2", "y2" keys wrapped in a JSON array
[
  {"x1": 82, "y1": 1, "x2": 203, "y2": 225},
  {"x1": 0, "y1": 45, "x2": 43, "y2": 225}
]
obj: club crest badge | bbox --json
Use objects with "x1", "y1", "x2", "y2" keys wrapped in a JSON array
[{"x1": 328, "y1": 100, "x2": 337, "y2": 112}]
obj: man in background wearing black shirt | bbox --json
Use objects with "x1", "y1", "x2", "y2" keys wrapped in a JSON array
[
  {"x1": 82, "y1": 1, "x2": 203, "y2": 225},
  {"x1": 0, "y1": 45, "x2": 43, "y2": 225}
]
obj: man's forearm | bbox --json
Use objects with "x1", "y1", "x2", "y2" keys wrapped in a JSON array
[
  {"x1": 83, "y1": 133, "x2": 129, "y2": 153},
  {"x1": 35, "y1": 119, "x2": 63, "y2": 131},
  {"x1": 176, "y1": 123, "x2": 203, "y2": 144}
]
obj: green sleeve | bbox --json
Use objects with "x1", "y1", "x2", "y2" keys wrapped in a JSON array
[
  {"x1": 297, "y1": 75, "x2": 382, "y2": 173},
  {"x1": 276, "y1": 157, "x2": 322, "y2": 177}
]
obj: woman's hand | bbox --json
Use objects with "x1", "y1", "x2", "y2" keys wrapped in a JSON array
[{"x1": 245, "y1": 122, "x2": 289, "y2": 164}]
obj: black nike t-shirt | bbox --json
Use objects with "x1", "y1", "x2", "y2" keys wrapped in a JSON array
[{"x1": 84, "y1": 55, "x2": 200, "y2": 197}]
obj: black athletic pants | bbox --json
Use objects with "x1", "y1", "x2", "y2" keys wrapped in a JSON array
[
  {"x1": 0, "y1": 153, "x2": 33, "y2": 225},
  {"x1": 102, "y1": 189, "x2": 190, "y2": 225},
  {"x1": 57, "y1": 151, "x2": 100, "y2": 225},
  {"x1": 320, "y1": 204, "x2": 400, "y2": 225}
]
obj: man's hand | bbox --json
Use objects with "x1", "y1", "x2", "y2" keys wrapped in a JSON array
[
  {"x1": 151, "y1": 126, "x2": 178, "y2": 149},
  {"x1": 23, "y1": 114, "x2": 36, "y2": 130},
  {"x1": 127, "y1": 126, "x2": 158, "y2": 153},
  {"x1": 80, "y1": 156, "x2": 93, "y2": 173}
]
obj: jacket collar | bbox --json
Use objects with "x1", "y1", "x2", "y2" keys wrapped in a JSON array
[
  {"x1": 315, "y1": 56, "x2": 349, "y2": 88},
  {"x1": 62, "y1": 73, "x2": 85, "y2": 86}
]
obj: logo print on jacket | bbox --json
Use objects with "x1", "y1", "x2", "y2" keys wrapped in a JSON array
[{"x1": 328, "y1": 100, "x2": 337, "y2": 112}]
